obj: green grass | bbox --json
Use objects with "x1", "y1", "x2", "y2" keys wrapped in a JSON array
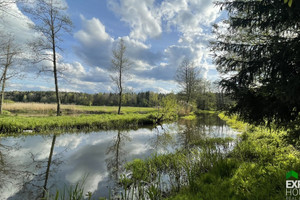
[
  {"x1": 180, "y1": 110, "x2": 219, "y2": 120},
  {"x1": 167, "y1": 114, "x2": 300, "y2": 200},
  {"x1": 218, "y1": 112, "x2": 248, "y2": 133},
  {"x1": 119, "y1": 137, "x2": 234, "y2": 200},
  {"x1": 74, "y1": 105, "x2": 155, "y2": 114},
  {"x1": 0, "y1": 113, "x2": 156, "y2": 134},
  {"x1": 194, "y1": 110, "x2": 218, "y2": 115},
  {"x1": 180, "y1": 112, "x2": 196, "y2": 120}
]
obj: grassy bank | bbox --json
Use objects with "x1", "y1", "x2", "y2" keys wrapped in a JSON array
[
  {"x1": 116, "y1": 113, "x2": 300, "y2": 200},
  {"x1": 218, "y1": 112, "x2": 248, "y2": 132},
  {"x1": 169, "y1": 115, "x2": 300, "y2": 199},
  {"x1": 180, "y1": 110, "x2": 219, "y2": 120},
  {"x1": 0, "y1": 113, "x2": 156, "y2": 134},
  {"x1": 0, "y1": 103, "x2": 162, "y2": 135}
]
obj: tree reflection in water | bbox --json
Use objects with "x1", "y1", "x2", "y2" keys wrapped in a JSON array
[
  {"x1": 0, "y1": 134, "x2": 64, "y2": 200},
  {"x1": 42, "y1": 134, "x2": 57, "y2": 198},
  {"x1": 105, "y1": 130, "x2": 131, "y2": 197},
  {"x1": 0, "y1": 140, "x2": 32, "y2": 190},
  {"x1": 177, "y1": 113, "x2": 228, "y2": 149},
  {"x1": 150, "y1": 124, "x2": 177, "y2": 153}
]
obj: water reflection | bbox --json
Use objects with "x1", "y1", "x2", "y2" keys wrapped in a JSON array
[
  {"x1": 105, "y1": 130, "x2": 131, "y2": 198},
  {"x1": 106, "y1": 130, "x2": 130, "y2": 181},
  {"x1": 150, "y1": 125, "x2": 177, "y2": 153},
  {"x1": 42, "y1": 135, "x2": 57, "y2": 198},
  {"x1": 0, "y1": 113, "x2": 238, "y2": 199},
  {"x1": 4, "y1": 134, "x2": 64, "y2": 200},
  {"x1": 0, "y1": 140, "x2": 31, "y2": 193}
]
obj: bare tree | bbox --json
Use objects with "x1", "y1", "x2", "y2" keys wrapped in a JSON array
[
  {"x1": 0, "y1": 36, "x2": 21, "y2": 114},
  {"x1": 175, "y1": 58, "x2": 200, "y2": 104},
  {"x1": 110, "y1": 39, "x2": 131, "y2": 114},
  {"x1": 23, "y1": 0, "x2": 72, "y2": 116}
]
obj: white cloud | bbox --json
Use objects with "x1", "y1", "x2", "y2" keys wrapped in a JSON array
[
  {"x1": 105, "y1": 0, "x2": 220, "y2": 85},
  {"x1": 7, "y1": 82, "x2": 55, "y2": 91},
  {"x1": 74, "y1": 16, "x2": 114, "y2": 69},
  {"x1": 121, "y1": 36, "x2": 162, "y2": 67},
  {"x1": 23, "y1": 0, "x2": 68, "y2": 9},
  {"x1": 126, "y1": 77, "x2": 178, "y2": 93},
  {"x1": 161, "y1": 0, "x2": 219, "y2": 30},
  {"x1": 159, "y1": 0, "x2": 220, "y2": 81},
  {"x1": 0, "y1": 2, "x2": 35, "y2": 44},
  {"x1": 75, "y1": 15, "x2": 113, "y2": 45},
  {"x1": 108, "y1": 0, "x2": 162, "y2": 41}
]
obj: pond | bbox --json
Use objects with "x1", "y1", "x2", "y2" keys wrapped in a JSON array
[{"x1": 0, "y1": 113, "x2": 238, "y2": 200}]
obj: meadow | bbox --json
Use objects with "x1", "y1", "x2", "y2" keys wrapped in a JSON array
[{"x1": 2, "y1": 102, "x2": 156, "y2": 116}]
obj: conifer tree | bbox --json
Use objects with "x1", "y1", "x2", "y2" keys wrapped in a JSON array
[{"x1": 212, "y1": 0, "x2": 300, "y2": 127}]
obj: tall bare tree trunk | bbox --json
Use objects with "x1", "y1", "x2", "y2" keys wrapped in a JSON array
[
  {"x1": 0, "y1": 69, "x2": 7, "y2": 115},
  {"x1": 118, "y1": 68, "x2": 122, "y2": 114},
  {"x1": 53, "y1": 52, "x2": 61, "y2": 116},
  {"x1": 51, "y1": 10, "x2": 61, "y2": 116},
  {"x1": 118, "y1": 92, "x2": 122, "y2": 114}
]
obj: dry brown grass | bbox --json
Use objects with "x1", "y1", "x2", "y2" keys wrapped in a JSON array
[
  {"x1": 3, "y1": 102, "x2": 77, "y2": 112},
  {"x1": 2, "y1": 103, "x2": 155, "y2": 116}
]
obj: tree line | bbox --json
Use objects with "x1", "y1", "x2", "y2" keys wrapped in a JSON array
[{"x1": 3, "y1": 90, "x2": 233, "y2": 110}]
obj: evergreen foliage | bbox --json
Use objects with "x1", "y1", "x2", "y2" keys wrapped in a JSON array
[{"x1": 212, "y1": 0, "x2": 300, "y2": 127}]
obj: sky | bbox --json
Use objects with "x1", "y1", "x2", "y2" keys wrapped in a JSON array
[{"x1": 0, "y1": 0, "x2": 225, "y2": 94}]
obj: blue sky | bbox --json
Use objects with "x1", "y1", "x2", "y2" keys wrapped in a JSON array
[{"x1": 1, "y1": 0, "x2": 224, "y2": 94}]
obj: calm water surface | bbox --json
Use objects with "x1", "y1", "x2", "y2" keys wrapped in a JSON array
[{"x1": 0, "y1": 114, "x2": 238, "y2": 200}]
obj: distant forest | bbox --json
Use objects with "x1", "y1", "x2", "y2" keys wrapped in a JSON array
[{"x1": 4, "y1": 91, "x2": 233, "y2": 110}]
